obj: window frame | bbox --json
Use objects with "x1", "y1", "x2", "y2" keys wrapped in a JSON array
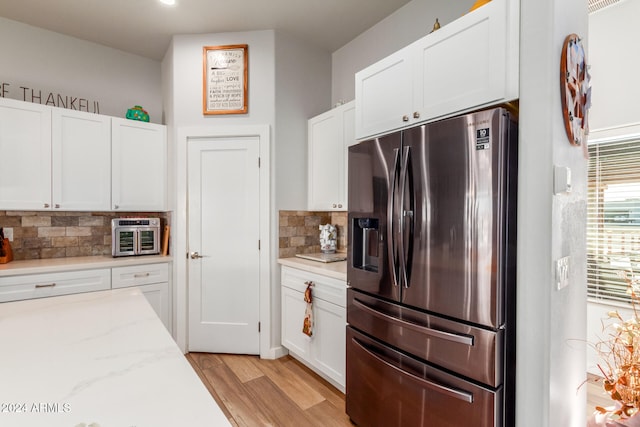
[{"x1": 587, "y1": 133, "x2": 640, "y2": 305}]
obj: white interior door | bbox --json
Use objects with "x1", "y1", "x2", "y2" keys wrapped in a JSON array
[{"x1": 188, "y1": 136, "x2": 260, "y2": 354}]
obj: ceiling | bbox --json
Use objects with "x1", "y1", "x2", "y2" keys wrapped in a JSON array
[{"x1": 0, "y1": 0, "x2": 411, "y2": 61}]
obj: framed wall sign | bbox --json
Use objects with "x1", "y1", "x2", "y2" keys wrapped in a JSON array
[{"x1": 203, "y1": 44, "x2": 248, "y2": 115}]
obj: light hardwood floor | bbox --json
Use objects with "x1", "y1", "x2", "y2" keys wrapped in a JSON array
[
  {"x1": 186, "y1": 353, "x2": 354, "y2": 427},
  {"x1": 188, "y1": 353, "x2": 612, "y2": 424}
]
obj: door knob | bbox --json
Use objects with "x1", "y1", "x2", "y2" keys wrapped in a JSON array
[{"x1": 190, "y1": 251, "x2": 208, "y2": 259}]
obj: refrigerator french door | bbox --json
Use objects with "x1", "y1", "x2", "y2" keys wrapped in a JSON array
[{"x1": 346, "y1": 107, "x2": 517, "y2": 427}]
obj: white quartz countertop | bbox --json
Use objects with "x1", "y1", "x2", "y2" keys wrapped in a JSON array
[
  {"x1": 0, "y1": 287, "x2": 230, "y2": 427},
  {"x1": 278, "y1": 257, "x2": 347, "y2": 281},
  {"x1": 0, "y1": 254, "x2": 173, "y2": 278}
]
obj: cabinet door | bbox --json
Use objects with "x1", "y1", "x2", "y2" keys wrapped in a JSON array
[
  {"x1": 138, "y1": 282, "x2": 171, "y2": 333},
  {"x1": 308, "y1": 108, "x2": 345, "y2": 211},
  {"x1": 281, "y1": 286, "x2": 310, "y2": 359},
  {"x1": 52, "y1": 108, "x2": 111, "y2": 211},
  {"x1": 0, "y1": 98, "x2": 52, "y2": 210},
  {"x1": 112, "y1": 118, "x2": 167, "y2": 211},
  {"x1": 355, "y1": 47, "x2": 413, "y2": 139},
  {"x1": 413, "y1": 0, "x2": 514, "y2": 121},
  {"x1": 310, "y1": 297, "x2": 346, "y2": 391}
]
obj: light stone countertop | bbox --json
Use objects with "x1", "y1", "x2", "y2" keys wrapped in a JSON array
[
  {"x1": 0, "y1": 287, "x2": 230, "y2": 427},
  {"x1": 0, "y1": 254, "x2": 173, "y2": 278},
  {"x1": 278, "y1": 257, "x2": 347, "y2": 281}
]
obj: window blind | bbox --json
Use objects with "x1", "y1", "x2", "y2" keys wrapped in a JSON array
[{"x1": 587, "y1": 138, "x2": 640, "y2": 303}]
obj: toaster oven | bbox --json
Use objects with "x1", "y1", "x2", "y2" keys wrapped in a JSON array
[{"x1": 111, "y1": 218, "x2": 161, "y2": 257}]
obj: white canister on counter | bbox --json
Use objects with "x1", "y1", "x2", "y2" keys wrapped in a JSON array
[{"x1": 319, "y1": 224, "x2": 337, "y2": 253}]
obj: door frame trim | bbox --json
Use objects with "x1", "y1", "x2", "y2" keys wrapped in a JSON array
[{"x1": 175, "y1": 125, "x2": 271, "y2": 358}]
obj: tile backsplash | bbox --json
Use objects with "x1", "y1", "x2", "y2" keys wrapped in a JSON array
[
  {"x1": 0, "y1": 211, "x2": 169, "y2": 260},
  {"x1": 279, "y1": 210, "x2": 347, "y2": 258}
]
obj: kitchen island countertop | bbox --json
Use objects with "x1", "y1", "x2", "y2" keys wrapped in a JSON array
[{"x1": 0, "y1": 287, "x2": 230, "y2": 427}]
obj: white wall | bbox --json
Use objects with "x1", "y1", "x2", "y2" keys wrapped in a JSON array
[
  {"x1": 0, "y1": 17, "x2": 162, "y2": 122},
  {"x1": 274, "y1": 31, "x2": 332, "y2": 211},
  {"x1": 518, "y1": 0, "x2": 588, "y2": 425},
  {"x1": 587, "y1": 301, "x2": 633, "y2": 375},
  {"x1": 331, "y1": 0, "x2": 473, "y2": 104},
  {"x1": 163, "y1": 29, "x2": 331, "y2": 357},
  {"x1": 168, "y1": 31, "x2": 276, "y2": 128},
  {"x1": 272, "y1": 31, "x2": 332, "y2": 355},
  {"x1": 588, "y1": 0, "x2": 640, "y2": 138}
]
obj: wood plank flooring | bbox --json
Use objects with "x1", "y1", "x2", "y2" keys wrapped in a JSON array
[
  {"x1": 188, "y1": 353, "x2": 613, "y2": 424},
  {"x1": 186, "y1": 353, "x2": 354, "y2": 427}
]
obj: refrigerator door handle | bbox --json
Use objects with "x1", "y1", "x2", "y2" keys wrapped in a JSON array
[
  {"x1": 351, "y1": 337, "x2": 474, "y2": 403},
  {"x1": 353, "y1": 298, "x2": 474, "y2": 346},
  {"x1": 387, "y1": 148, "x2": 400, "y2": 287},
  {"x1": 398, "y1": 146, "x2": 411, "y2": 288}
]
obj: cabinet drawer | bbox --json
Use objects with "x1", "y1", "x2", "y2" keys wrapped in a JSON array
[
  {"x1": 112, "y1": 263, "x2": 169, "y2": 288},
  {"x1": 281, "y1": 266, "x2": 346, "y2": 307},
  {"x1": 0, "y1": 269, "x2": 111, "y2": 303}
]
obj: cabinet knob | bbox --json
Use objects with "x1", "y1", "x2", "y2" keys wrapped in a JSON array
[
  {"x1": 43, "y1": 203, "x2": 50, "y2": 208},
  {"x1": 54, "y1": 204, "x2": 60, "y2": 209},
  {"x1": 413, "y1": 111, "x2": 421, "y2": 119},
  {"x1": 402, "y1": 115, "x2": 410, "y2": 122},
  {"x1": 332, "y1": 203, "x2": 337, "y2": 208},
  {"x1": 338, "y1": 204, "x2": 343, "y2": 208},
  {"x1": 114, "y1": 204, "x2": 119, "y2": 210}
]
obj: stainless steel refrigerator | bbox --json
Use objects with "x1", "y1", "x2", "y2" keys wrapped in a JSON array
[{"x1": 346, "y1": 107, "x2": 517, "y2": 427}]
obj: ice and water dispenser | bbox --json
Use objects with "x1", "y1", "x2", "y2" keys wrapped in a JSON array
[{"x1": 352, "y1": 218, "x2": 379, "y2": 272}]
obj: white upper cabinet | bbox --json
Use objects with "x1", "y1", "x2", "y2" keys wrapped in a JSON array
[
  {"x1": 355, "y1": 0, "x2": 519, "y2": 139},
  {"x1": 112, "y1": 118, "x2": 167, "y2": 212},
  {"x1": 52, "y1": 108, "x2": 111, "y2": 211},
  {"x1": 355, "y1": 49, "x2": 413, "y2": 140},
  {"x1": 0, "y1": 97, "x2": 168, "y2": 212},
  {"x1": 308, "y1": 100, "x2": 355, "y2": 211},
  {"x1": 0, "y1": 98, "x2": 52, "y2": 210}
]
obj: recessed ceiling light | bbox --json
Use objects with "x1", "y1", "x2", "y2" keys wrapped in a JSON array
[{"x1": 159, "y1": 0, "x2": 176, "y2": 5}]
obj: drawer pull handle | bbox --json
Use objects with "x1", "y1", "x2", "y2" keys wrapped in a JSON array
[
  {"x1": 35, "y1": 283, "x2": 56, "y2": 289},
  {"x1": 134, "y1": 273, "x2": 151, "y2": 278}
]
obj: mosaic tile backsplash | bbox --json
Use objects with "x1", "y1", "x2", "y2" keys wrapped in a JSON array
[
  {"x1": 279, "y1": 210, "x2": 347, "y2": 258},
  {"x1": 0, "y1": 211, "x2": 169, "y2": 260}
]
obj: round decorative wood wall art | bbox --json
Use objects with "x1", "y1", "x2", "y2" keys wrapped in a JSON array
[{"x1": 560, "y1": 33, "x2": 592, "y2": 148}]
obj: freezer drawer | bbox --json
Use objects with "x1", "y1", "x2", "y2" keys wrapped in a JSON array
[
  {"x1": 347, "y1": 289, "x2": 503, "y2": 387},
  {"x1": 346, "y1": 327, "x2": 502, "y2": 427}
]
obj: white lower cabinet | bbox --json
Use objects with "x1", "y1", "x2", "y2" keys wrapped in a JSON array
[
  {"x1": 281, "y1": 286, "x2": 310, "y2": 359},
  {"x1": 309, "y1": 297, "x2": 346, "y2": 386},
  {"x1": 0, "y1": 269, "x2": 111, "y2": 303},
  {"x1": 112, "y1": 263, "x2": 171, "y2": 333},
  {"x1": 0, "y1": 260, "x2": 172, "y2": 334},
  {"x1": 281, "y1": 266, "x2": 346, "y2": 392}
]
